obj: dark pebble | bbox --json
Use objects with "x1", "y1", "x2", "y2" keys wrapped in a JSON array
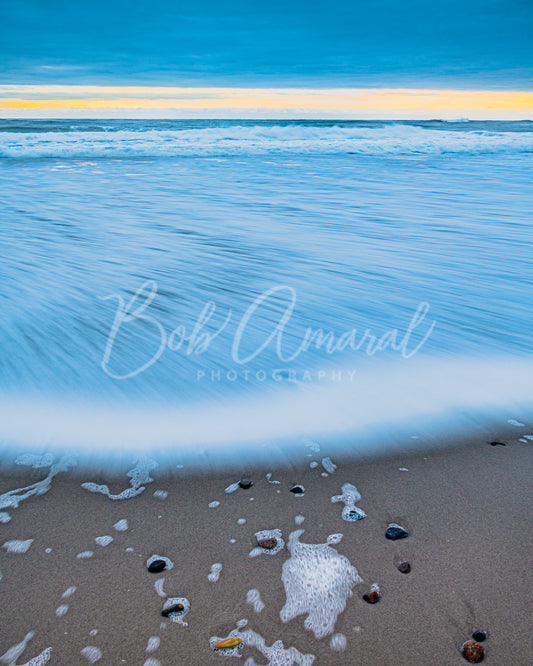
[
  {"x1": 363, "y1": 590, "x2": 380, "y2": 604},
  {"x1": 161, "y1": 603, "x2": 185, "y2": 617},
  {"x1": 238, "y1": 480, "x2": 253, "y2": 489},
  {"x1": 472, "y1": 631, "x2": 487, "y2": 642},
  {"x1": 385, "y1": 525, "x2": 409, "y2": 540},
  {"x1": 147, "y1": 559, "x2": 166, "y2": 573},
  {"x1": 258, "y1": 537, "x2": 278, "y2": 550},
  {"x1": 489, "y1": 441, "x2": 506, "y2": 446},
  {"x1": 397, "y1": 561, "x2": 411, "y2": 574},
  {"x1": 290, "y1": 485, "x2": 304, "y2": 494},
  {"x1": 461, "y1": 640, "x2": 484, "y2": 663}
]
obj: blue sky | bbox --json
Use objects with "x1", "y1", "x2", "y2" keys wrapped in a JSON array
[{"x1": 1, "y1": 0, "x2": 532, "y2": 88}]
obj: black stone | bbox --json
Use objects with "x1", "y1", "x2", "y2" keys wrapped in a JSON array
[
  {"x1": 290, "y1": 485, "x2": 304, "y2": 494},
  {"x1": 472, "y1": 631, "x2": 487, "y2": 642},
  {"x1": 397, "y1": 561, "x2": 411, "y2": 573},
  {"x1": 148, "y1": 559, "x2": 166, "y2": 573},
  {"x1": 385, "y1": 525, "x2": 409, "y2": 540},
  {"x1": 161, "y1": 603, "x2": 185, "y2": 617},
  {"x1": 489, "y1": 441, "x2": 507, "y2": 446},
  {"x1": 238, "y1": 480, "x2": 253, "y2": 489}
]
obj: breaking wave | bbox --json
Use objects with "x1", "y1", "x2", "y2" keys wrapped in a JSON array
[{"x1": 2, "y1": 123, "x2": 533, "y2": 158}]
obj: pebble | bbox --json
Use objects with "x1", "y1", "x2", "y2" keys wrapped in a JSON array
[
  {"x1": 238, "y1": 480, "x2": 253, "y2": 489},
  {"x1": 258, "y1": 537, "x2": 277, "y2": 550},
  {"x1": 290, "y1": 485, "x2": 305, "y2": 494},
  {"x1": 461, "y1": 640, "x2": 484, "y2": 663},
  {"x1": 363, "y1": 590, "x2": 380, "y2": 604},
  {"x1": 397, "y1": 561, "x2": 411, "y2": 573},
  {"x1": 161, "y1": 603, "x2": 185, "y2": 618},
  {"x1": 472, "y1": 631, "x2": 487, "y2": 642},
  {"x1": 213, "y1": 637, "x2": 243, "y2": 650},
  {"x1": 148, "y1": 560, "x2": 166, "y2": 573},
  {"x1": 489, "y1": 441, "x2": 507, "y2": 446},
  {"x1": 385, "y1": 523, "x2": 409, "y2": 540}
]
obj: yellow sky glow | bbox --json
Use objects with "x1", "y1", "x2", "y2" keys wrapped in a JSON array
[{"x1": 1, "y1": 87, "x2": 532, "y2": 119}]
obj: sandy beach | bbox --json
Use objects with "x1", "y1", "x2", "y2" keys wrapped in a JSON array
[{"x1": 1, "y1": 421, "x2": 531, "y2": 665}]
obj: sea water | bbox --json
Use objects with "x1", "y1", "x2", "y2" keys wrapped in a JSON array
[{"x1": 1, "y1": 119, "x2": 532, "y2": 460}]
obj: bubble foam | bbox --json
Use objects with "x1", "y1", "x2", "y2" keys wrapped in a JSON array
[{"x1": 280, "y1": 529, "x2": 363, "y2": 639}]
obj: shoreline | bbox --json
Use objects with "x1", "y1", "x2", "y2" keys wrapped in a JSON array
[{"x1": 1, "y1": 422, "x2": 532, "y2": 665}]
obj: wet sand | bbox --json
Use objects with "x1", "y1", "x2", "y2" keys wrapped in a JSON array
[{"x1": 0, "y1": 423, "x2": 532, "y2": 665}]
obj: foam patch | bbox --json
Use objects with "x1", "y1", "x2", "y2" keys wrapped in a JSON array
[
  {"x1": 246, "y1": 589, "x2": 265, "y2": 613},
  {"x1": 0, "y1": 632, "x2": 52, "y2": 666},
  {"x1": 3, "y1": 540, "x2": 33, "y2": 554},
  {"x1": 280, "y1": 529, "x2": 363, "y2": 639},
  {"x1": 331, "y1": 483, "x2": 366, "y2": 521},
  {"x1": 208, "y1": 563, "x2": 222, "y2": 582},
  {"x1": 82, "y1": 457, "x2": 157, "y2": 500}
]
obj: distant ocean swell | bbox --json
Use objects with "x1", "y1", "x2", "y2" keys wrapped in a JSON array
[{"x1": 2, "y1": 124, "x2": 533, "y2": 158}]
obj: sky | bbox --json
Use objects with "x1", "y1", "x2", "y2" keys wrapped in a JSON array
[{"x1": 1, "y1": 1, "x2": 532, "y2": 118}]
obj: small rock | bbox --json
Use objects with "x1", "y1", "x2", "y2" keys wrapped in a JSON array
[
  {"x1": 397, "y1": 561, "x2": 411, "y2": 573},
  {"x1": 489, "y1": 441, "x2": 506, "y2": 446},
  {"x1": 472, "y1": 631, "x2": 487, "y2": 643},
  {"x1": 290, "y1": 485, "x2": 304, "y2": 494},
  {"x1": 213, "y1": 637, "x2": 243, "y2": 650},
  {"x1": 161, "y1": 603, "x2": 185, "y2": 618},
  {"x1": 461, "y1": 640, "x2": 484, "y2": 663},
  {"x1": 257, "y1": 537, "x2": 278, "y2": 550},
  {"x1": 238, "y1": 480, "x2": 253, "y2": 489},
  {"x1": 148, "y1": 560, "x2": 166, "y2": 573},
  {"x1": 385, "y1": 523, "x2": 409, "y2": 540},
  {"x1": 363, "y1": 590, "x2": 380, "y2": 604}
]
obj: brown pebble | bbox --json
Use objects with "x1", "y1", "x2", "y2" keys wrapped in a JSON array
[
  {"x1": 397, "y1": 561, "x2": 411, "y2": 574},
  {"x1": 461, "y1": 640, "x2": 484, "y2": 663},
  {"x1": 363, "y1": 590, "x2": 380, "y2": 604},
  {"x1": 258, "y1": 537, "x2": 277, "y2": 550}
]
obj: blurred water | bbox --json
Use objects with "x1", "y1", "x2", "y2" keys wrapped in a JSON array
[{"x1": 0, "y1": 120, "x2": 532, "y2": 455}]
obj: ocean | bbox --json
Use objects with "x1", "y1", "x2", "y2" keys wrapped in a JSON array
[{"x1": 1, "y1": 119, "x2": 532, "y2": 460}]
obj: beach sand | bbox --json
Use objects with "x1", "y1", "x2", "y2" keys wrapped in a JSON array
[{"x1": 0, "y1": 422, "x2": 532, "y2": 665}]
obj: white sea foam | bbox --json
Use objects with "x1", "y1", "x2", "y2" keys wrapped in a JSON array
[
  {"x1": 294, "y1": 515, "x2": 305, "y2": 525},
  {"x1": 143, "y1": 660, "x2": 160, "y2": 666},
  {"x1": 280, "y1": 529, "x2": 362, "y2": 639},
  {"x1": 329, "y1": 633, "x2": 347, "y2": 652},
  {"x1": 76, "y1": 551, "x2": 94, "y2": 559},
  {"x1": 208, "y1": 563, "x2": 222, "y2": 582},
  {"x1": 82, "y1": 457, "x2": 157, "y2": 500},
  {"x1": 266, "y1": 473, "x2": 281, "y2": 484},
  {"x1": 321, "y1": 457, "x2": 337, "y2": 474},
  {"x1": 237, "y1": 518, "x2": 247, "y2": 525},
  {"x1": 61, "y1": 586, "x2": 76, "y2": 599},
  {"x1": 80, "y1": 646, "x2": 102, "y2": 663},
  {"x1": 508, "y1": 419, "x2": 525, "y2": 426},
  {"x1": 145, "y1": 637, "x2": 160, "y2": 653},
  {"x1": 0, "y1": 632, "x2": 52, "y2": 666},
  {"x1": 0, "y1": 456, "x2": 74, "y2": 521},
  {"x1": 95, "y1": 536, "x2": 113, "y2": 547},
  {"x1": 212, "y1": 619, "x2": 315, "y2": 665},
  {"x1": 225, "y1": 482, "x2": 240, "y2": 493},
  {"x1": 331, "y1": 483, "x2": 366, "y2": 521},
  {"x1": 0, "y1": 512, "x2": 11, "y2": 523},
  {"x1": 246, "y1": 589, "x2": 265, "y2": 613},
  {"x1": 3, "y1": 540, "x2": 33, "y2": 554},
  {"x1": 55, "y1": 605, "x2": 68, "y2": 618},
  {"x1": 113, "y1": 519, "x2": 128, "y2": 532},
  {"x1": 209, "y1": 501, "x2": 220, "y2": 508}
]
